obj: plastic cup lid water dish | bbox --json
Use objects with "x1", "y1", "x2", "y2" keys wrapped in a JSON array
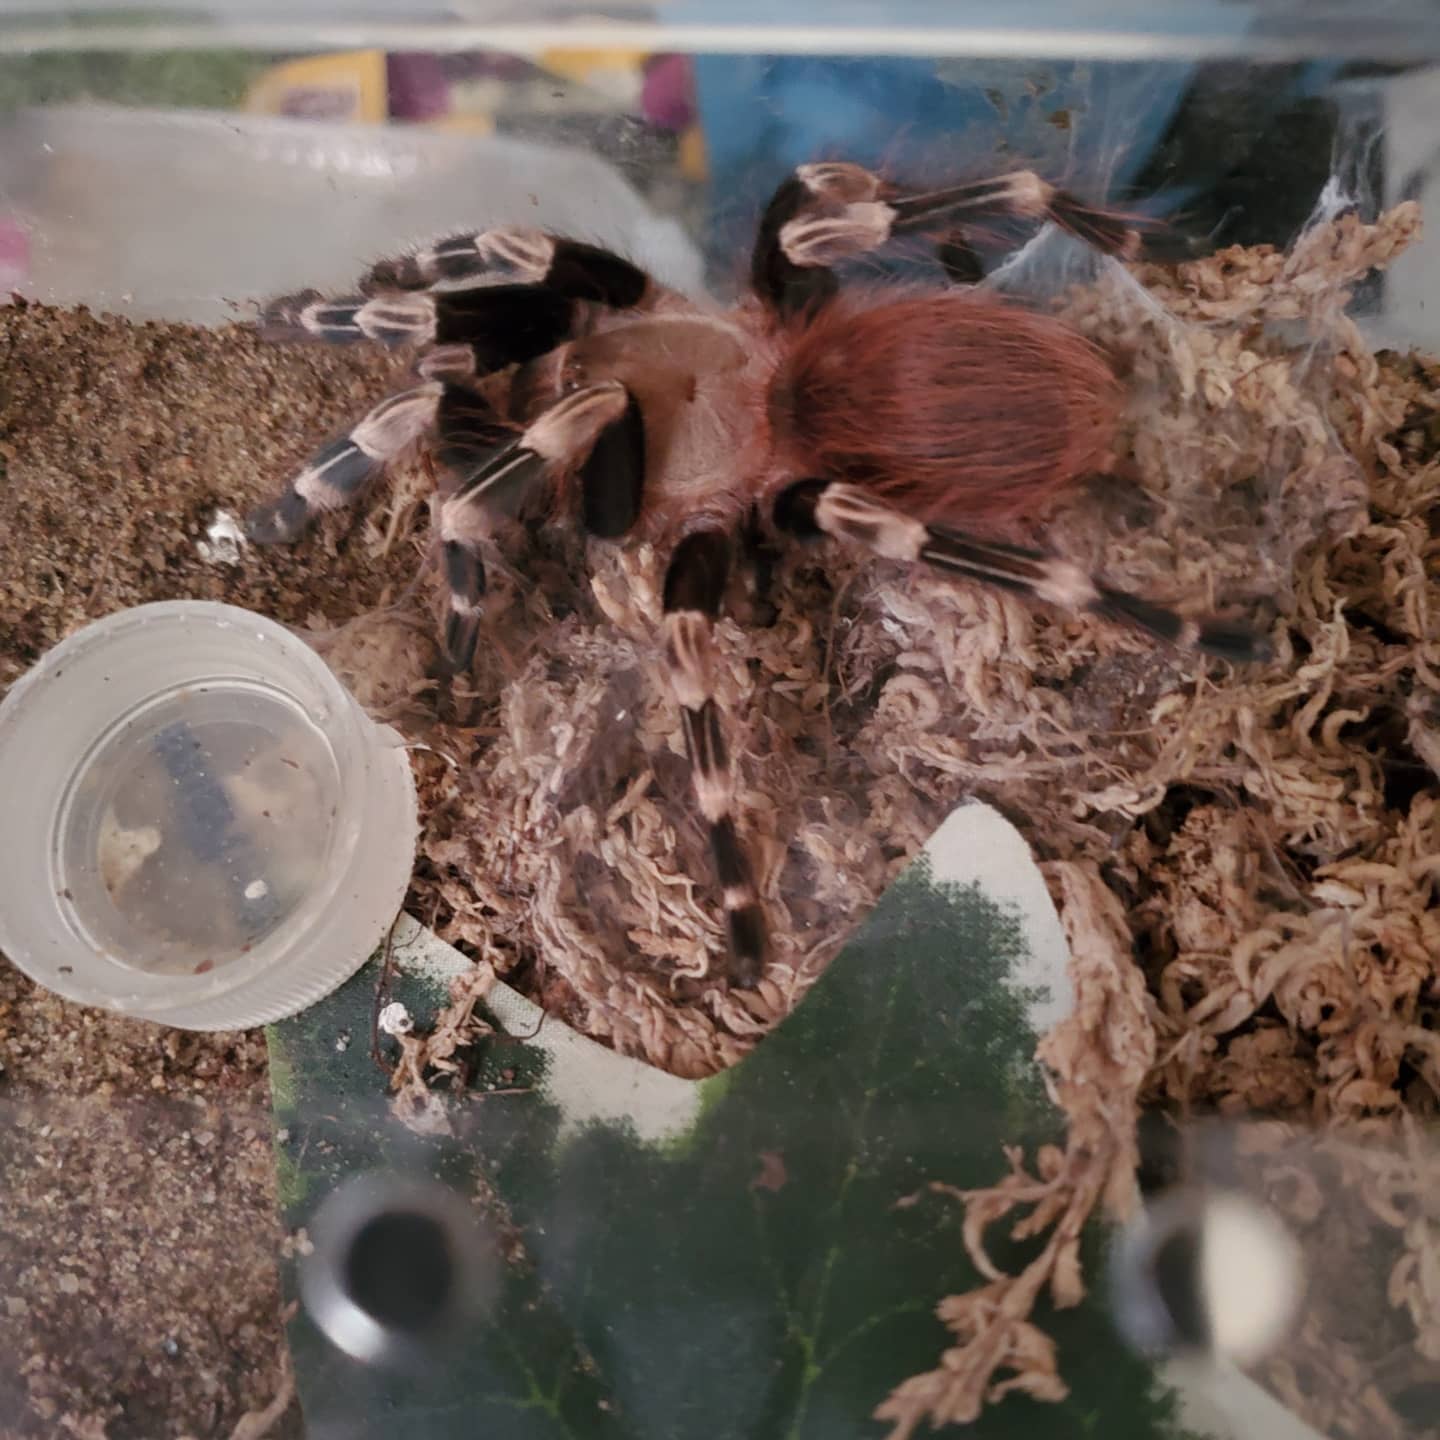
[{"x1": 0, "y1": 601, "x2": 419, "y2": 1030}]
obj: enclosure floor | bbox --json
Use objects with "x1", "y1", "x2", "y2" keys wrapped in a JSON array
[
  {"x1": 1, "y1": 203, "x2": 1436, "y2": 1439},
  {"x1": 0, "y1": 302, "x2": 415, "y2": 1439}
]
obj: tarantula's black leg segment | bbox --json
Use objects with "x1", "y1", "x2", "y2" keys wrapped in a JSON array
[
  {"x1": 774, "y1": 481, "x2": 1265, "y2": 662},
  {"x1": 246, "y1": 384, "x2": 443, "y2": 544},
  {"x1": 436, "y1": 384, "x2": 634, "y2": 669},
  {"x1": 440, "y1": 539, "x2": 487, "y2": 673},
  {"x1": 430, "y1": 383, "x2": 514, "y2": 475},
  {"x1": 751, "y1": 175, "x2": 842, "y2": 317},
  {"x1": 662, "y1": 530, "x2": 767, "y2": 985},
  {"x1": 433, "y1": 285, "x2": 578, "y2": 372},
  {"x1": 362, "y1": 227, "x2": 651, "y2": 309},
  {"x1": 259, "y1": 283, "x2": 576, "y2": 377},
  {"x1": 936, "y1": 229, "x2": 986, "y2": 286},
  {"x1": 580, "y1": 391, "x2": 645, "y2": 539}
]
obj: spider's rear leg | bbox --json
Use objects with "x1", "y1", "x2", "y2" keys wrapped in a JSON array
[
  {"x1": 437, "y1": 382, "x2": 644, "y2": 669},
  {"x1": 662, "y1": 529, "x2": 767, "y2": 986},
  {"x1": 774, "y1": 480, "x2": 1265, "y2": 663},
  {"x1": 753, "y1": 162, "x2": 1147, "y2": 315}
]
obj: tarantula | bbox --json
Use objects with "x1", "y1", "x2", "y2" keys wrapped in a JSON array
[{"x1": 247, "y1": 161, "x2": 1261, "y2": 986}]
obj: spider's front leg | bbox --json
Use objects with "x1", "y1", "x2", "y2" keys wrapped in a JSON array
[
  {"x1": 753, "y1": 161, "x2": 1148, "y2": 316},
  {"x1": 359, "y1": 226, "x2": 653, "y2": 307},
  {"x1": 774, "y1": 480, "x2": 1264, "y2": 662},
  {"x1": 261, "y1": 227, "x2": 655, "y2": 354},
  {"x1": 436, "y1": 381, "x2": 644, "y2": 669},
  {"x1": 248, "y1": 231, "x2": 659, "y2": 549},
  {"x1": 246, "y1": 376, "x2": 511, "y2": 545},
  {"x1": 661, "y1": 529, "x2": 768, "y2": 985}
]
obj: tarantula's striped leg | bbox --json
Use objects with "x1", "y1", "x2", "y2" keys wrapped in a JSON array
[
  {"x1": 753, "y1": 162, "x2": 1146, "y2": 315},
  {"x1": 259, "y1": 282, "x2": 582, "y2": 380},
  {"x1": 360, "y1": 227, "x2": 652, "y2": 309},
  {"x1": 438, "y1": 381, "x2": 643, "y2": 669},
  {"x1": 662, "y1": 529, "x2": 767, "y2": 985},
  {"x1": 247, "y1": 379, "x2": 512, "y2": 547},
  {"x1": 774, "y1": 480, "x2": 1264, "y2": 662},
  {"x1": 247, "y1": 382, "x2": 457, "y2": 545}
]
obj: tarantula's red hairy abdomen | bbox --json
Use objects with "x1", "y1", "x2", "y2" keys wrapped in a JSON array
[{"x1": 773, "y1": 289, "x2": 1122, "y2": 529}]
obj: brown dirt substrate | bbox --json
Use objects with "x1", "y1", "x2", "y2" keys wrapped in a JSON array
[{"x1": 0, "y1": 301, "x2": 415, "y2": 1439}]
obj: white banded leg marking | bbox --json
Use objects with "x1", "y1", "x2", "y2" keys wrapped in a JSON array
[
  {"x1": 436, "y1": 383, "x2": 633, "y2": 671},
  {"x1": 522, "y1": 382, "x2": 630, "y2": 465},
  {"x1": 796, "y1": 161, "x2": 884, "y2": 203},
  {"x1": 425, "y1": 227, "x2": 554, "y2": 285},
  {"x1": 261, "y1": 291, "x2": 437, "y2": 346},
  {"x1": 794, "y1": 482, "x2": 1260, "y2": 661},
  {"x1": 248, "y1": 384, "x2": 442, "y2": 544},
  {"x1": 661, "y1": 526, "x2": 768, "y2": 984},
  {"x1": 780, "y1": 203, "x2": 899, "y2": 267},
  {"x1": 778, "y1": 164, "x2": 1141, "y2": 271},
  {"x1": 416, "y1": 344, "x2": 479, "y2": 384},
  {"x1": 370, "y1": 226, "x2": 557, "y2": 291}
]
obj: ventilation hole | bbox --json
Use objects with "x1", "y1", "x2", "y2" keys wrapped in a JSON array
[
  {"x1": 1111, "y1": 1187, "x2": 1301, "y2": 1364},
  {"x1": 343, "y1": 1211, "x2": 455, "y2": 1333}
]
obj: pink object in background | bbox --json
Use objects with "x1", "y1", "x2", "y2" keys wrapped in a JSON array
[
  {"x1": 0, "y1": 219, "x2": 30, "y2": 292},
  {"x1": 386, "y1": 52, "x2": 451, "y2": 123},
  {"x1": 641, "y1": 53, "x2": 696, "y2": 133}
]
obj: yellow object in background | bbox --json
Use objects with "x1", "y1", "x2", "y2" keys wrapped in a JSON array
[
  {"x1": 538, "y1": 46, "x2": 648, "y2": 107},
  {"x1": 244, "y1": 51, "x2": 389, "y2": 124},
  {"x1": 678, "y1": 124, "x2": 708, "y2": 183},
  {"x1": 242, "y1": 46, "x2": 703, "y2": 181},
  {"x1": 539, "y1": 46, "x2": 651, "y2": 83}
]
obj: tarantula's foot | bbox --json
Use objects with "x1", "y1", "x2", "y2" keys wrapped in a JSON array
[{"x1": 245, "y1": 490, "x2": 311, "y2": 546}]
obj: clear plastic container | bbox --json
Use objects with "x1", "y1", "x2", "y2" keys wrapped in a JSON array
[
  {"x1": 0, "y1": 601, "x2": 419, "y2": 1028},
  {"x1": 1, "y1": 10, "x2": 1439, "y2": 1439}
]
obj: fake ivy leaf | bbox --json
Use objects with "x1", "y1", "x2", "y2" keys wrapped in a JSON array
[{"x1": 269, "y1": 805, "x2": 1195, "y2": 1439}]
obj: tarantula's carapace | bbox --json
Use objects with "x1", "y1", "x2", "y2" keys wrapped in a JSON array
[{"x1": 246, "y1": 160, "x2": 1264, "y2": 987}]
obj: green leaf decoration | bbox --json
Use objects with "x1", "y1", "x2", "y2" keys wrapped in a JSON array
[{"x1": 269, "y1": 804, "x2": 1202, "y2": 1439}]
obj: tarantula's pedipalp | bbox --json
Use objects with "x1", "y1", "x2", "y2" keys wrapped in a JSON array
[
  {"x1": 775, "y1": 480, "x2": 1265, "y2": 663},
  {"x1": 437, "y1": 382, "x2": 639, "y2": 669},
  {"x1": 361, "y1": 225, "x2": 653, "y2": 309},
  {"x1": 578, "y1": 392, "x2": 646, "y2": 539},
  {"x1": 753, "y1": 161, "x2": 1145, "y2": 314},
  {"x1": 662, "y1": 529, "x2": 767, "y2": 982}
]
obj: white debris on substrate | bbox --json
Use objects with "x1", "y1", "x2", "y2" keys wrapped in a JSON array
[
  {"x1": 196, "y1": 508, "x2": 248, "y2": 567},
  {"x1": 310, "y1": 201, "x2": 1438, "y2": 1438}
]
